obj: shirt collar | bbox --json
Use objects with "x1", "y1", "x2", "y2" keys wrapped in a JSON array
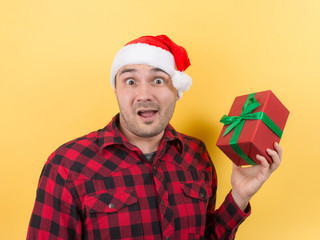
[
  {"x1": 98, "y1": 114, "x2": 184, "y2": 154},
  {"x1": 162, "y1": 123, "x2": 184, "y2": 154}
]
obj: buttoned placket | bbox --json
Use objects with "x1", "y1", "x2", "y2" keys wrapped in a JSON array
[
  {"x1": 120, "y1": 128, "x2": 179, "y2": 239},
  {"x1": 152, "y1": 153, "x2": 174, "y2": 240}
]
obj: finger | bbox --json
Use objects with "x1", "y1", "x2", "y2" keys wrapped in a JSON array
[
  {"x1": 266, "y1": 148, "x2": 281, "y2": 172},
  {"x1": 274, "y1": 142, "x2": 283, "y2": 159},
  {"x1": 267, "y1": 148, "x2": 280, "y2": 162},
  {"x1": 256, "y1": 154, "x2": 270, "y2": 175}
]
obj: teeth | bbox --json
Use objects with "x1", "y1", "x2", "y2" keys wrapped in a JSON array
[
  {"x1": 138, "y1": 109, "x2": 156, "y2": 113},
  {"x1": 138, "y1": 109, "x2": 157, "y2": 117}
]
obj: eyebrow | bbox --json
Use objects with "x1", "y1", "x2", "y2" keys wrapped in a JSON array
[
  {"x1": 150, "y1": 68, "x2": 170, "y2": 78},
  {"x1": 118, "y1": 67, "x2": 169, "y2": 77},
  {"x1": 118, "y1": 68, "x2": 137, "y2": 76},
  {"x1": 150, "y1": 67, "x2": 167, "y2": 74},
  {"x1": 115, "y1": 67, "x2": 170, "y2": 87}
]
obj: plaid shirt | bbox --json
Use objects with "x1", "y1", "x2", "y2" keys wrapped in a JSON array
[{"x1": 27, "y1": 114, "x2": 250, "y2": 240}]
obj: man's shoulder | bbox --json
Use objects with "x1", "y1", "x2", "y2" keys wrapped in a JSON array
[
  {"x1": 58, "y1": 129, "x2": 101, "y2": 152},
  {"x1": 176, "y1": 131, "x2": 207, "y2": 149},
  {"x1": 174, "y1": 131, "x2": 212, "y2": 170},
  {"x1": 45, "y1": 128, "x2": 104, "y2": 180}
]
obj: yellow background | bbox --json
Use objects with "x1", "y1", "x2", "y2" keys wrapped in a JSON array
[{"x1": 1, "y1": 0, "x2": 319, "y2": 239}]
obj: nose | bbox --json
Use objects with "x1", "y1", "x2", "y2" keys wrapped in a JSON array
[{"x1": 136, "y1": 82, "x2": 154, "y2": 102}]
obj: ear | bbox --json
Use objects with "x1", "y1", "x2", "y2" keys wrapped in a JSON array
[{"x1": 113, "y1": 75, "x2": 118, "y2": 94}]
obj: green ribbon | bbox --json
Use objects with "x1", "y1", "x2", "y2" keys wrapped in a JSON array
[{"x1": 220, "y1": 93, "x2": 283, "y2": 165}]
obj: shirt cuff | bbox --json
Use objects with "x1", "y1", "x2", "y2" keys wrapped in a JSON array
[
  {"x1": 217, "y1": 191, "x2": 251, "y2": 230},
  {"x1": 229, "y1": 191, "x2": 251, "y2": 216}
]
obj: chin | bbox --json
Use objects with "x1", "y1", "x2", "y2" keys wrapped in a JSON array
[{"x1": 137, "y1": 127, "x2": 164, "y2": 138}]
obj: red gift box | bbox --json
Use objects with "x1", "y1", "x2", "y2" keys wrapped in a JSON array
[{"x1": 216, "y1": 90, "x2": 289, "y2": 166}]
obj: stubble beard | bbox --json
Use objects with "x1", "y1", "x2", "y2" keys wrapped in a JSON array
[{"x1": 118, "y1": 101, "x2": 176, "y2": 139}]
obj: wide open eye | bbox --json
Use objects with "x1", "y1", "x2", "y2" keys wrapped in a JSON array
[
  {"x1": 126, "y1": 79, "x2": 136, "y2": 85},
  {"x1": 153, "y1": 78, "x2": 164, "y2": 85}
]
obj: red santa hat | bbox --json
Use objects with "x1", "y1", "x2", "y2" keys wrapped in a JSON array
[{"x1": 110, "y1": 35, "x2": 192, "y2": 98}]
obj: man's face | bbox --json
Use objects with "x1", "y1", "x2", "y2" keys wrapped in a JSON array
[{"x1": 114, "y1": 64, "x2": 178, "y2": 139}]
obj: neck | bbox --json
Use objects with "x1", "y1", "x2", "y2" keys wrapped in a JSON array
[
  {"x1": 126, "y1": 133, "x2": 163, "y2": 154},
  {"x1": 118, "y1": 121, "x2": 164, "y2": 154}
]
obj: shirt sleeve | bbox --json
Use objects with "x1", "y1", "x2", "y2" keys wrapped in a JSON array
[
  {"x1": 204, "y1": 167, "x2": 251, "y2": 240},
  {"x1": 27, "y1": 159, "x2": 82, "y2": 240}
]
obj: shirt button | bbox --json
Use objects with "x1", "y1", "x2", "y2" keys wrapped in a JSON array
[
  {"x1": 160, "y1": 200, "x2": 164, "y2": 205},
  {"x1": 166, "y1": 237, "x2": 170, "y2": 240},
  {"x1": 199, "y1": 193, "x2": 205, "y2": 198},
  {"x1": 108, "y1": 203, "x2": 115, "y2": 209},
  {"x1": 153, "y1": 164, "x2": 159, "y2": 170}
]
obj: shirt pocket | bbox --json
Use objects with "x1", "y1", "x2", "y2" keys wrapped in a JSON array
[
  {"x1": 84, "y1": 188, "x2": 143, "y2": 239},
  {"x1": 181, "y1": 181, "x2": 212, "y2": 237}
]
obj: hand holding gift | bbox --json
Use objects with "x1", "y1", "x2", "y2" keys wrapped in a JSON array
[{"x1": 231, "y1": 142, "x2": 283, "y2": 210}]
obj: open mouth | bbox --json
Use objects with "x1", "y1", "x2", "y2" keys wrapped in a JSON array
[{"x1": 137, "y1": 109, "x2": 158, "y2": 119}]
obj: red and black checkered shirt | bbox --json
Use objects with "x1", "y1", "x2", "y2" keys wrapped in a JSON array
[{"x1": 27, "y1": 114, "x2": 250, "y2": 240}]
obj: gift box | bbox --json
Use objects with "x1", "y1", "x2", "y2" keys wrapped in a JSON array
[{"x1": 216, "y1": 90, "x2": 289, "y2": 166}]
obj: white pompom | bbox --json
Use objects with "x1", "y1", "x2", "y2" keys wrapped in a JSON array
[{"x1": 171, "y1": 71, "x2": 192, "y2": 99}]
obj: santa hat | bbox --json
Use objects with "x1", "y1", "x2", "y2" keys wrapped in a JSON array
[{"x1": 110, "y1": 35, "x2": 192, "y2": 98}]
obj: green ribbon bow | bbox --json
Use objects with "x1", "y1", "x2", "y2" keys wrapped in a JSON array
[{"x1": 220, "y1": 93, "x2": 283, "y2": 165}]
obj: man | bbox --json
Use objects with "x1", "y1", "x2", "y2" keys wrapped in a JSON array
[{"x1": 27, "y1": 35, "x2": 283, "y2": 239}]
